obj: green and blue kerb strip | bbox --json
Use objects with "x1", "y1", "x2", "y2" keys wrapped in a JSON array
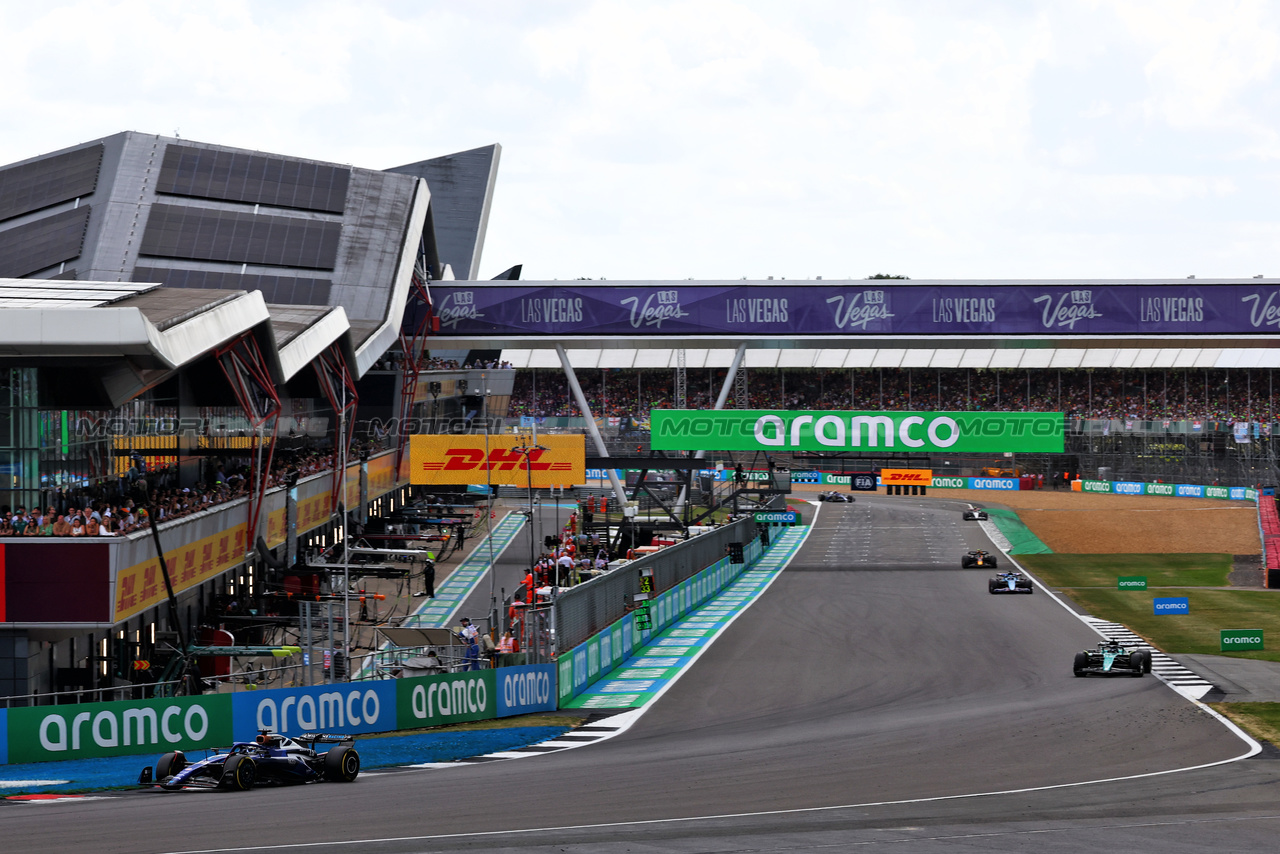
[
  {"x1": 563, "y1": 525, "x2": 809, "y2": 710},
  {"x1": 404, "y1": 513, "x2": 527, "y2": 628}
]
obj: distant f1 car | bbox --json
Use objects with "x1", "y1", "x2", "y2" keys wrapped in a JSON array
[
  {"x1": 1073, "y1": 639, "x2": 1152, "y2": 677},
  {"x1": 962, "y1": 508, "x2": 988, "y2": 520},
  {"x1": 988, "y1": 569, "x2": 1033, "y2": 594},
  {"x1": 961, "y1": 550, "x2": 998, "y2": 568},
  {"x1": 819, "y1": 491, "x2": 855, "y2": 502},
  {"x1": 143, "y1": 731, "x2": 360, "y2": 791}
]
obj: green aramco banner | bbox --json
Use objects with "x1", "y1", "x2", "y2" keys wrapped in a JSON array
[{"x1": 650, "y1": 410, "x2": 1064, "y2": 453}]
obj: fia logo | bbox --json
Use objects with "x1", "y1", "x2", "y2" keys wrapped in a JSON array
[
  {"x1": 1032, "y1": 289, "x2": 1102, "y2": 330},
  {"x1": 825, "y1": 290, "x2": 894, "y2": 330},
  {"x1": 436, "y1": 291, "x2": 483, "y2": 330},
  {"x1": 621, "y1": 290, "x2": 690, "y2": 328}
]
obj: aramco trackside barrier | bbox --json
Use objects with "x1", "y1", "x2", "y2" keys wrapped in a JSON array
[
  {"x1": 1071, "y1": 481, "x2": 1257, "y2": 501},
  {"x1": 781, "y1": 471, "x2": 1259, "y2": 499},
  {"x1": 928, "y1": 476, "x2": 1256, "y2": 500},
  {"x1": 556, "y1": 525, "x2": 766, "y2": 707},
  {"x1": 553, "y1": 516, "x2": 763, "y2": 653},
  {"x1": 0, "y1": 664, "x2": 556, "y2": 765}
]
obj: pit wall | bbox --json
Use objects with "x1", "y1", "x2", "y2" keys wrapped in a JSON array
[
  {"x1": 556, "y1": 536, "x2": 767, "y2": 707},
  {"x1": 0, "y1": 664, "x2": 555, "y2": 766}
]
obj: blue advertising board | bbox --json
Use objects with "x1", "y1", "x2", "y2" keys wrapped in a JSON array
[
  {"x1": 430, "y1": 282, "x2": 1280, "y2": 337},
  {"x1": 495, "y1": 664, "x2": 557, "y2": 717},
  {"x1": 231, "y1": 680, "x2": 399, "y2": 741},
  {"x1": 1153, "y1": 597, "x2": 1190, "y2": 615}
]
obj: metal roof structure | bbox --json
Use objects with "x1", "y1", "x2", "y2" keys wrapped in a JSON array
[
  {"x1": 0, "y1": 131, "x2": 504, "y2": 408},
  {"x1": 498, "y1": 346, "x2": 1280, "y2": 370}
]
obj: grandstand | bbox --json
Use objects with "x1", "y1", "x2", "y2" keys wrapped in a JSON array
[{"x1": 500, "y1": 365, "x2": 1280, "y2": 485}]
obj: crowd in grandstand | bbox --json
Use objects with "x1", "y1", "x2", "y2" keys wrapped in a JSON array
[
  {"x1": 4, "y1": 441, "x2": 386, "y2": 539},
  {"x1": 510, "y1": 368, "x2": 1280, "y2": 423}
]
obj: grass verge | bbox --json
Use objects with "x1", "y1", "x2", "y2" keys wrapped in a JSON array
[
  {"x1": 1209, "y1": 703, "x2": 1280, "y2": 747},
  {"x1": 1019, "y1": 554, "x2": 1280, "y2": 663},
  {"x1": 1018, "y1": 553, "x2": 1231, "y2": 588}
]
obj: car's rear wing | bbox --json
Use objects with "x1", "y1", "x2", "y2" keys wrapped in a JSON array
[{"x1": 296, "y1": 733, "x2": 355, "y2": 745}]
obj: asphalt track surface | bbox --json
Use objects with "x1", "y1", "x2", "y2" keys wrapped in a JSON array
[{"x1": 8, "y1": 495, "x2": 1280, "y2": 854}]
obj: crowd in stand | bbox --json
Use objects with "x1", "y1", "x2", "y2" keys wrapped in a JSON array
[
  {"x1": 510, "y1": 368, "x2": 1280, "y2": 423},
  {"x1": 4, "y1": 440, "x2": 388, "y2": 539}
]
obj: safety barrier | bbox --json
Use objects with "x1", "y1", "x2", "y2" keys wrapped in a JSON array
[
  {"x1": 555, "y1": 538, "x2": 765, "y2": 707},
  {"x1": 552, "y1": 516, "x2": 759, "y2": 654},
  {"x1": 1072, "y1": 480, "x2": 1258, "y2": 501},
  {"x1": 0, "y1": 664, "x2": 555, "y2": 766},
  {"x1": 1258, "y1": 496, "x2": 1280, "y2": 585}
]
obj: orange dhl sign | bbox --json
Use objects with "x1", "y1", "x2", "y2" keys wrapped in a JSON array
[
  {"x1": 409, "y1": 434, "x2": 586, "y2": 487},
  {"x1": 880, "y1": 468, "x2": 933, "y2": 485}
]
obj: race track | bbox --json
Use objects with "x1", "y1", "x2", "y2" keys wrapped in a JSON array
[{"x1": 7, "y1": 495, "x2": 1278, "y2": 854}]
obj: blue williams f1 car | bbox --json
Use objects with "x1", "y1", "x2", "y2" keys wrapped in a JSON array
[
  {"x1": 143, "y1": 731, "x2": 360, "y2": 791},
  {"x1": 1073, "y1": 639, "x2": 1152, "y2": 677},
  {"x1": 988, "y1": 570, "x2": 1033, "y2": 594}
]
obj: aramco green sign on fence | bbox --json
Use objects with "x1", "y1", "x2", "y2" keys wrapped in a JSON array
[{"x1": 650, "y1": 411, "x2": 1064, "y2": 453}]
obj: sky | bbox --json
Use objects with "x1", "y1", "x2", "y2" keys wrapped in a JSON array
[{"x1": 3, "y1": 0, "x2": 1279, "y2": 282}]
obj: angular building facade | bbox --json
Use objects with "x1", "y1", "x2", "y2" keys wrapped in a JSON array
[{"x1": 0, "y1": 132, "x2": 512, "y2": 699}]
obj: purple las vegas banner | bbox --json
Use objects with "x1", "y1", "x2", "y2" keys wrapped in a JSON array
[{"x1": 429, "y1": 281, "x2": 1280, "y2": 337}]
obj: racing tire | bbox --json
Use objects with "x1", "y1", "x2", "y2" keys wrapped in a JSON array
[
  {"x1": 156, "y1": 751, "x2": 186, "y2": 781},
  {"x1": 1130, "y1": 651, "x2": 1146, "y2": 677},
  {"x1": 987, "y1": 556, "x2": 998, "y2": 568},
  {"x1": 1140, "y1": 650, "x2": 1153, "y2": 673},
  {"x1": 1073, "y1": 651, "x2": 1089, "y2": 676},
  {"x1": 324, "y1": 746, "x2": 361, "y2": 782},
  {"x1": 220, "y1": 754, "x2": 256, "y2": 791},
  {"x1": 988, "y1": 578, "x2": 999, "y2": 594}
]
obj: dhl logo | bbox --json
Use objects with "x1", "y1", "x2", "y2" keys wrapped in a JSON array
[
  {"x1": 409, "y1": 434, "x2": 586, "y2": 486},
  {"x1": 421, "y1": 448, "x2": 574, "y2": 472},
  {"x1": 881, "y1": 468, "x2": 933, "y2": 485}
]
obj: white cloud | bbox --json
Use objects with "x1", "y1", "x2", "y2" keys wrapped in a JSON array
[{"x1": 2, "y1": 0, "x2": 1279, "y2": 280}]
